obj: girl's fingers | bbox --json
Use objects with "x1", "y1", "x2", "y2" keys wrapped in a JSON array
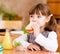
[
  {"x1": 29, "y1": 48, "x2": 33, "y2": 51},
  {"x1": 30, "y1": 48, "x2": 34, "y2": 51},
  {"x1": 33, "y1": 47, "x2": 40, "y2": 51},
  {"x1": 33, "y1": 48, "x2": 37, "y2": 51},
  {"x1": 28, "y1": 47, "x2": 40, "y2": 51},
  {"x1": 28, "y1": 48, "x2": 33, "y2": 51}
]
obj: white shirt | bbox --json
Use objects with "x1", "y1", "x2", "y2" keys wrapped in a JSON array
[{"x1": 13, "y1": 31, "x2": 58, "y2": 52}]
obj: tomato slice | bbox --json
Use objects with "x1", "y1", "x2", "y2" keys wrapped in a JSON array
[{"x1": 26, "y1": 28, "x2": 33, "y2": 33}]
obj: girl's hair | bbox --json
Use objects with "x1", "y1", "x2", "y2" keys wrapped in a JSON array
[{"x1": 29, "y1": 3, "x2": 57, "y2": 32}]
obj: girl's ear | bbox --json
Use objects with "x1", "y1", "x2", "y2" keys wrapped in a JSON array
[{"x1": 46, "y1": 14, "x2": 53, "y2": 22}]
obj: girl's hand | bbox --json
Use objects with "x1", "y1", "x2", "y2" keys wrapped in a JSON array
[
  {"x1": 27, "y1": 44, "x2": 40, "y2": 51},
  {"x1": 31, "y1": 22, "x2": 41, "y2": 36},
  {"x1": 32, "y1": 22, "x2": 40, "y2": 29}
]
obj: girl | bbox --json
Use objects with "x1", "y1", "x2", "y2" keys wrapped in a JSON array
[{"x1": 13, "y1": 3, "x2": 58, "y2": 52}]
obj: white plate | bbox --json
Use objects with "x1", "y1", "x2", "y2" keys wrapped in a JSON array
[{"x1": 10, "y1": 31, "x2": 24, "y2": 34}]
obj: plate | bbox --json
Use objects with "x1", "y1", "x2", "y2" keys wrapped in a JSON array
[{"x1": 10, "y1": 31, "x2": 24, "y2": 34}]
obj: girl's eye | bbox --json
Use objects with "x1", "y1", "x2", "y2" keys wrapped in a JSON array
[
  {"x1": 30, "y1": 15, "x2": 33, "y2": 18},
  {"x1": 37, "y1": 16, "x2": 41, "y2": 18}
]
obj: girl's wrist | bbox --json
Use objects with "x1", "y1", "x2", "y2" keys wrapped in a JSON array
[{"x1": 34, "y1": 29, "x2": 40, "y2": 36}]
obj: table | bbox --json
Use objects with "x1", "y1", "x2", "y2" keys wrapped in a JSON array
[
  {"x1": 0, "y1": 32, "x2": 60, "y2": 54},
  {"x1": 3, "y1": 49, "x2": 59, "y2": 54}
]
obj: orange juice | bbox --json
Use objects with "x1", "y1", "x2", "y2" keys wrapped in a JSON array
[{"x1": 3, "y1": 29, "x2": 12, "y2": 50}]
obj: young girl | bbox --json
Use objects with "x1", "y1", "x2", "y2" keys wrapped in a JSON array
[{"x1": 13, "y1": 3, "x2": 58, "y2": 52}]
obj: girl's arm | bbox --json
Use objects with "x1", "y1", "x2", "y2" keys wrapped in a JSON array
[
  {"x1": 13, "y1": 34, "x2": 31, "y2": 48},
  {"x1": 35, "y1": 31, "x2": 58, "y2": 52}
]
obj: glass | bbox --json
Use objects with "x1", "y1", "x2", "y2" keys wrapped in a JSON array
[
  {"x1": 0, "y1": 43, "x2": 3, "y2": 54},
  {"x1": 14, "y1": 41, "x2": 27, "y2": 54}
]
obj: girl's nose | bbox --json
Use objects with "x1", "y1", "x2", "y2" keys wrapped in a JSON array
[{"x1": 32, "y1": 16, "x2": 37, "y2": 22}]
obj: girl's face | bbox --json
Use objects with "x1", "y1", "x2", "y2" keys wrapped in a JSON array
[{"x1": 30, "y1": 12, "x2": 50, "y2": 27}]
